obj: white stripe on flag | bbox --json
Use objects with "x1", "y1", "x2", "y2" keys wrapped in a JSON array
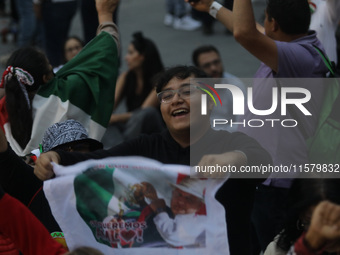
[{"x1": 8, "y1": 94, "x2": 105, "y2": 156}]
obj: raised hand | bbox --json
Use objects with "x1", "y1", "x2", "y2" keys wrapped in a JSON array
[
  {"x1": 184, "y1": 0, "x2": 214, "y2": 13},
  {"x1": 305, "y1": 201, "x2": 340, "y2": 251},
  {"x1": 96, "y1": 0, "x2": 119, "y2": 16}
]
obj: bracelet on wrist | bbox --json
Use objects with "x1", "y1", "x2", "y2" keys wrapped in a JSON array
[{"x1": 209, "y1": 1, "x2": 223, "y2": 19}]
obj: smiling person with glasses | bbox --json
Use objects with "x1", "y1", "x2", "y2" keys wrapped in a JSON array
[
  {"x1": 157, "y1": 84, "x2": 200, "y2": 104},
  {"x1": 34, "y1": 65, "x2": 272, "y2": 253}
]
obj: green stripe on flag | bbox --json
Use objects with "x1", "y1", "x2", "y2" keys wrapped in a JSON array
[
  {"x1": 37, "y1": 32, "x2": 119, "y2": 127},
  {"x1": 74, "y1": 168, "x2": 115, "y2": 223},
  {"x1": 74, "y1": 167, "x2": 115, "y2": 246}
]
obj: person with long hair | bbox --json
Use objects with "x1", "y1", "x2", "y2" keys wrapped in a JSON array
[
  {"x1": 0, "y1": 0, "x2": 120, "y2": 156},
  {"x1": 103, "y1": 32, "x2": 165, "y2": 148},
  {"x1": 264, "y1": 178, "x2": 340, "y2": 255},
  {"x1": 2, "y1": 49, "x2": 52, "y2": 150}
]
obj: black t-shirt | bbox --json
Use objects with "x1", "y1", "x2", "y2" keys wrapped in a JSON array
[{"x1": 58, "y1": 129, "x2": 271, "y2": 168}]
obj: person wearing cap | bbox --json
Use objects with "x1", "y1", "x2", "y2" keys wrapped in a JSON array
[
  {"x1": 149, "y1": 177, "x2": 207, "y2": 248},
  {"x1": 0, "y1": 119, "x2": 103, "y2": 252}
]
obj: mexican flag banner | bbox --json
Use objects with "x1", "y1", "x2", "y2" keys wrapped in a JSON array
[
  {"x1": 44, "y1": 156, "x2": 230, "y2": 255},
  {"x1": 3, "y1": 31, "x2": 119, "y2": 156}
]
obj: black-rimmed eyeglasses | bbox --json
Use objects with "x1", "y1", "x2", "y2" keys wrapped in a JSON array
[{"x1": 157, "y1": 84, "x2": 200, "y2": 104}]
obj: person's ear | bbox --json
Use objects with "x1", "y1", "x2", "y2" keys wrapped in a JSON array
[
  {"x1": 272, "y1": 18, "x2": 279, "y2": 32},
  {"x1": 42, "y1": 74, "x2": 49, "y2": 84},
  {"x1": 42, "y1": 73, "x2": 53, "y2": 84}
]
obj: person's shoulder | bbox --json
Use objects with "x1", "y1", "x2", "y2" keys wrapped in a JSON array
[
  {"x1": 278, "y1": 32, "x2": 320, "y2": 52},
  {"x1": 275, "y1": 33, "x2": 328, "y2": 75}
]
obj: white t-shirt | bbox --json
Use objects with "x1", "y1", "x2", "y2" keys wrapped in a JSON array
[{"x1": 309, "y1": 0, "x2": 340, "y2": 64}]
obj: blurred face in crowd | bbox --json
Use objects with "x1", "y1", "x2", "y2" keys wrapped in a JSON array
[
  {"x1": 125, "y1": 43, "x2": 144, "y2": 71},
  {"x1": 170, "y1": 188, "x2": 203, "y2": 215},
  {"x1": 197, "y1": 51, "x2": 224, "y2": 78},
  {"x1": 64, "y1": 38, "x2": 83, "y2": 62}
]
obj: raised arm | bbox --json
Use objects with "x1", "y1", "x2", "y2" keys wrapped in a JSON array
[
  {"x1": 232, "y1": 0, "x2": 277, "y2": 71},
  {"x1": 188, "y1": 0, "x2": 278, "y2": 72},
  {"x1": 96, "y1": 0, "x2": 120, "y2": 50},
  {"x1": 96, "y1": 0, "x2": 118, "y2": 24}
]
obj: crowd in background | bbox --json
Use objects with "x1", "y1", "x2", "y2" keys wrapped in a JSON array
[{"x1": 0, "y1": 0, "x2": 340, "y2": 254}]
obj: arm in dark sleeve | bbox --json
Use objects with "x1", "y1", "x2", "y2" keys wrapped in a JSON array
[
  {"x1": 58, "y1": 135, "x2": 151, "y2": 166},
  {"x1": 227, "y1": 132, "x2": 272, "y2": 182},
  {"x1": 229, "y1": 132, "x2": 273, "y2": 166},
  {"x1": 0, "y1": 144, "x2": 42, "y2": 205}
]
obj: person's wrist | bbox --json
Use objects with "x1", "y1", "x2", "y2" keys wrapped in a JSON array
[
  {"x1": 304, "y1": 230, "x2": 327, "y2": 251},
  {"x1": 209, "y1": 1, "x2": 223, "y2": 18},
  {"x1": 98, "y1": 13, "x2": 113, "y2": 24}
]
